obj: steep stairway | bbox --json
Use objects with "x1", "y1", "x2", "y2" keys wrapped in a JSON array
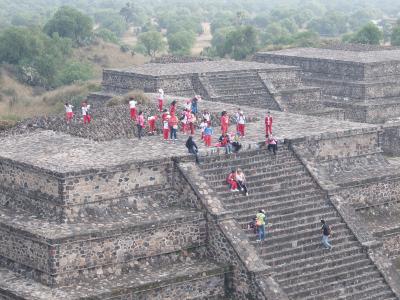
[
  {"x1": 200, "y1": 146, "x2": 396, "y2": 300},
  {"x1": 204, "y1": 72, "x2": 281, "y2": 110}
]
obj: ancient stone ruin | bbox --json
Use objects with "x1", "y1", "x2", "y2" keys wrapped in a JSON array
[{"x1": 1, "y1": 49, "x2": 400, "y2": 299}]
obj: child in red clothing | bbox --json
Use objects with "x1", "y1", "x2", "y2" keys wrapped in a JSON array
[
  {"x1": 163, "y1": 116, "x2": 170, "y2": 140},
  {"x1": 220, "y1": 111, "x2": 229, "y2": 134},
  {"x1": 169, "y1": 100, "x2": 177, "y2": 116},
  {"x1": 148, "y1": 115, "x2": 158, "y2": 134},
  {"x1": 227, "y1": 170, "x2": 238, "y2": 191}
]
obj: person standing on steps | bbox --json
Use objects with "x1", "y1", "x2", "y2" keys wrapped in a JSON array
[
  {"x1": 235, "y1": 168, "x2": 248, "y2": 196},
  {"x1": 129, "y1": 96, "x2": 137, "y2": 120},
  {"x1": 220, "y1": 111, "x2": 229, "y2": 134},
  {"x1": 256, "y1": 209, "x2": 267, "y2": 242},
  {"x1": 65, "y1": 102, "x2": 74, "y2": 123},
  {"x1": 185, "y1": 136, "x2": 200, "y2": 164},
  {"x1": 321, "y1": 219, "x2": 333, "y2": 250},
  {"x1": 82, "y1": 101, "x2": 91, "y2": 124},
  {"x1": 162, "y1": 115, "x2": 170, "y2": 141},
  {"x1": 191, "y1": 95, "x2": 200, "y2": 115},
  {"x1": 237, "y1": 110, "x2": 246, "y2": 137},
  {"x1": 265, "y1": 111, "x2": 273, "y2": 135},
  {"x1": 136, "y1": 111, "x2": 145, "y2": 139},
  {"x1": 168, "y1": 113, "x2": 179, "y2": 143},
  {"x1": 169, "y1": 100, "x2": 177, "y2": 117},
  {"x1": 203, "y1": 123, "x2": 213, "y2": 147}
]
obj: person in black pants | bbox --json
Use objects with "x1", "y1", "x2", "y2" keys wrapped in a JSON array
[{"x1": 185, "y1": 136, "x2": 199, "y2": 164}]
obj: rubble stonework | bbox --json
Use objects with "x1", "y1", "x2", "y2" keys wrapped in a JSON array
[{"x1": 1, "y1": 51, "x2": 400, "y2": 299}]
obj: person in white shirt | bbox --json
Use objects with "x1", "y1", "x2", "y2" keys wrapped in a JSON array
[
  {"x1": 81, "y1": 102, "x2": 91, "y2": 124},
  {"x1": 157, "y1": 89, "x2": 164, "y2": 112},
  {"x1": 129, "y1": 96, "x2": 137, "y2": 120},
  {"x1": 64, "y1": 102, "x2": 74, "y2": 123},
  {"x1": 237, "y1": 111, "x2": 246, "y2": 137},
  {"x1": 235, "y1": 168, "x2": 248, "y2": 196},
  {"x1": 199, "y1": 118, "x2": 208, "y2": 140}
]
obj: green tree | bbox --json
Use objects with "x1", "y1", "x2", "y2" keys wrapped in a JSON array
[
  {"x1": 135, "y1": 31, "x2": 165, "y2": 57},
  {"x1": 391, "y1": 26, "x2": 400, "y2": 46},
  {"x1": 44, "y1": 6, "x2": 93, "y2": 46},
  {"x1": 95, "y1": 28, "x2": 119, "y2": 44},
  {"x1": 56, "y1": 61, "x2": 93, "y2": 86},
  {"x1": 227, "y1": 25, "x2": 259, "y2": 60},
  {"x1": 94, "y1": 11, "x2": 127, "y2": 37},
  {"x1": 210, "y1": 27, "x2": 235, "y2": 57},
  {"x1": 350, "y1": 23, "x2": 383, "y2": 45},
  {"x1": 168, "y1": 31, "x2": 196, "y2": 55}
]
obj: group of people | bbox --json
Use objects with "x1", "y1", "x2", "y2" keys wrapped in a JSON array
[
  {"x1": 64, "y1": 101, "x2": 91, "y2": 124},
  {"x1": 227, "y1": 169, "x2": 248, "y2": 195}
]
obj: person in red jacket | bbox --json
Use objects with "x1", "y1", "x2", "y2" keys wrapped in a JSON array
[
  {"x1": 220, "y1": 111, "x2": 229, "y2": 134},
  {"x1": 148, "y1": 115, "x2": 158, "y2": 135},
  {"x1": 169, "y1": 100, "x2": 177, "y2": 116},
  {"x1": 227, "y1": 170, "x2": 238, "y2": 191},
  {"x1": 265, "y1": 111, "x2": 273, "y2": 135}
]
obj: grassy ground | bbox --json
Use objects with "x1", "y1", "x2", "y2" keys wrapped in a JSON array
[{"x1": 0, "y1": 41, "x2": 149, "y2": 125}]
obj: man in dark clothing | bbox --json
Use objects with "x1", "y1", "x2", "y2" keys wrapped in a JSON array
[
  {"x1": 185, "y1": 136, "x2": 199, "y2": 164},
  {"x1": 321, "y1": 219, "x2": 332, "y2": 250}
]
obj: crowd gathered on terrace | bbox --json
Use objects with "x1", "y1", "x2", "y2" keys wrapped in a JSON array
[{"x1": 64, "y1": 90, "x2": 336, "y2": 250}]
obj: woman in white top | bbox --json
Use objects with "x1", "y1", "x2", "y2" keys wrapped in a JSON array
[
  {"x1": 65, "y1": 102, "x2": 74, "y2": 123},
  {"x1": 236, "y1": 168, "x2": 248, "y2": 196}
]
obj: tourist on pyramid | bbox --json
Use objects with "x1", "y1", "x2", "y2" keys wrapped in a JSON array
[
  {"x1": 185, "y1": 136, "x2": 199, "y2": 164},
  {"x1": 199, "y1": 118, "x2": 208, "y2": 141},
  {"x1": 169, "y1": 100, "x2": 177, "y2": 116},
  {"x1": 157, "y1": 88, "x2": 164, "y2": 112},
  {"x1": 256, "y1": 209, "x2": 267, "y2": 242},
  {"x1": 187, "y1": 111, "x2": 196, "y2": 135},
  {"x1": 220, "y1": 111, "x2": 229, "y2": 134},
  {"x1": 147, "y1": 114, "x2": 158, "y2": 135},
  {"x1": 191, "y1": 95, "x2": 201, "y2": 114},
  {"x1": 218, "y1": 132, "x2": 232, "y2": 154},
  {"x1": 265, "y1": 111, "x2": 273, "y2": 135},
  {"x1": 202, "y1": 110, "x2": 211, "y2": 125},
  {"x1": 235, "y1": 169, "x2": 248, "y2": 196},
  {"x1": 321, "y1": 219, "x2": 333, "y2": 250},
  {"x1": 64, "y1": 102, "x2": 74, "y2": 123},
  {"x1": 168, "y1": 113, "x2": 179, "y2": 143},
  {"x1": 81, "y1": 101, "x2": 91, "y2": 124},
  {"x1": 235, "y1": 108, "x2": 241, "y2": 132},
  {"x1": 266, "y1": 134, "x2": 278, "y2": 155},
  {"x1": 180, "y1": 109, "x2": 189, "y2": 134},
  {"x1": 184, "y1": 99, "x2": 192, "y2": 111},
  {"x1": 226, "y1": 170, "x2": 238, "y2": 192},
  {"x1": 136, "y1": 111, "x2": 145, "y2": 139},
  {"x1": 237, "y1": 110, "x2": 246, "y2": 137},
  {"x1": 203, "y1": 123, "x2": 213, "y2": 147},
  {"x1": 232, "y1": 133, "x2": 242, "y2": 153},
  {"x1": 129, "y1": 96, "x2": 137, "y2": 120},
  {"x1": 161, "y1": 109, "x2": 169, "y2": 122},
  {"x1": 162, "y1": 115, "x2": 170, "y2": 141}
]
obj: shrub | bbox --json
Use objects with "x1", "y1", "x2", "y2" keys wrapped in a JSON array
[
  {"x1": 55, "y1": 61, "x2": 93, "y2": 86},
  {"x1": 106, "y1": 90, "x2": 150, "y2": 107}
]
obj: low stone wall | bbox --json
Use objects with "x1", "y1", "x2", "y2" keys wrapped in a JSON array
[
  {"x1": 380, "y1": 122, "x2": 400, "y2": 155},
  {"x1": 102, "y1": 71, "x2": 156, "y2": 93},
  {"x1": 150, "y1": 55, "x2": 212, "y2": 64}
]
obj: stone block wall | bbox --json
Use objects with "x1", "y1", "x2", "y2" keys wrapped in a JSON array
[
  {"x1": 102, "y1": 71, "x2": 157, "y2": 93},
  {"x1": 0, "y1": 159, "x2": 173, "y2": 223},
  {"x1": 258, "y1": 69, "x2": 302, "y2": 89},
  {"x1": 380, "y1": 123, "x2": 400, "y2": 155}
]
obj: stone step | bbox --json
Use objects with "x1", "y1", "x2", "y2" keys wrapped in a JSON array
[
  {"x1": 212, "y1": 82, "x2": 265, "y2": 90},
  {"x1": 264, "y1": 241, "x2": 362, "y2": 267},
  {"x1": 346, "y1": 287, "x2": 397, "y2": 300},
  {"x1": 299, "y1": 276, "x2": 384, "y2": 300},
  {"x1": 271, "y1": 245, "x2": 365, "y2": 274},
  {"x1": 200, "y1": 150, "x2": 293, "y2": 170},
  {"x1": 233, "y1": 195, "x2": 326, "y2": 217},
  {"x1": 275, "y1": 255, "x2": 371, "y2": 283},
  {"x1": 235, "y1": 203, "x2": 335, "y2": 225},
  {"x1": 0, "y1": 206, "x2": 206, "y2": 286},
  {"x1": 219, "y1": 180, "x2": 317, "y2": 201},
  {"x1": 249, "y1": 218, "x2": 346, "y2": 241},
  {"x1": 214, "y1": 88, "x2": 267, "y2": 96},
  {"x1": 285, "y1": 264, "x2": 379, "y2": 295},
  {"x1": 225, "y1": 184, "x2": 321, "y2": 206},
  {"x1": 213, "y1": 172, "x2": 314, "y2": 193},
  {"x1": 258, "y1": 227, "x2": 354, "y2": 259},
  {"x1": 242, "y1": 215, "x2": 340, "y2": 235},
  {"x1": 205, "y1": 160, "x2": 302, "y2": 183},
  {"x1": 0, "y1": 258, "x2": 228, "y2": 300}
]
